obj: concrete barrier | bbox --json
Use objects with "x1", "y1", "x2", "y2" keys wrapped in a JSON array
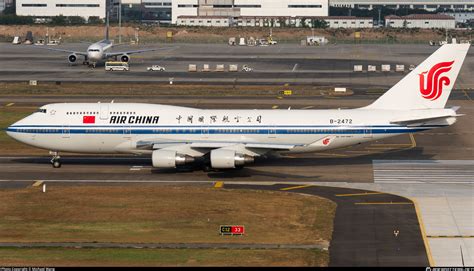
[
  {"x1": 381, "y1": 64, "x2": 391, "y2": 72},
  {"x1": 229, "y1": 64, "x2": 238, "y2": 72},
  {"x1": 215, "y1": 64, "x2": 225, "y2": 72},
  {"x1": 353, "y1": 65, "x2": 363, "y2": 72},
  {"x1": 368, "y1": 65, "x2": 376, "y2": 72},
  {"x1": 202, "y1": 64, "x2": 210, "y2": 72},
  {"x1": 395, "y1": 65, "x2": 405, "y2": 72},
  {"x1": 188, "y1": 64, "x2": 197, "y2": 72}
]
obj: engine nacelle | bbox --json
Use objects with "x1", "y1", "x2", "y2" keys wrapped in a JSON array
[
  {"x1": 68, "y1": 54, "x2": 77, "y2": 63},
  {"x1": 210, "y1": 149, "x2": 254, "y2": 169},
  {"x1": 120, "y1": 54, "x2": 130, "y2": 63},
  {"x1": 152, "y1": 149, "x2": 194, "y2": 168}
]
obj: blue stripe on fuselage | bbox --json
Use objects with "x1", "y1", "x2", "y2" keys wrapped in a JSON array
[{"x1": 6, "y1": 126, "x2": 440, "y2": 135}]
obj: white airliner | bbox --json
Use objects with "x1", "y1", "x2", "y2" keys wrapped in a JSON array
[
  {"x1": 7, "y1": 44, "x2": 470, "y2": 169},
  {"x1": 37, "y1": 14, "x2": 164, "y2": 67}
]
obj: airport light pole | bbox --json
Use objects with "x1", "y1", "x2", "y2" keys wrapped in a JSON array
[{"x1": 119, "y1": 0, "x2": 122, "y2": 44}]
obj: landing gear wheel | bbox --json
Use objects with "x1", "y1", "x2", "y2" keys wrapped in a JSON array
[
  {"x1": 50, "y1": 151, "x2": 61, "y2": 168},
  {"x1": 52, "y1": 160, "x2": 61, "y2": 168}
]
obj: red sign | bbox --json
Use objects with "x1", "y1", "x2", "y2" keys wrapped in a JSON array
[
  {"x1": 322, "y1": 138, "x2": 330, "y2": 145},
  {"x1": 83, "y1": 116, "x2": 96, "y2": 124},
  {"x1": 231, "y1": 225, "x2": 245, "y2": 235},
  {"x1": 419, "y1": 60, "x2": 454, "y2": 101}
]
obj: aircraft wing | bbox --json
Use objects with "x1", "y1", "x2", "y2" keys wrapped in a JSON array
[
  {"x1": 32, "y1": 46, "x2": 88, "y2": 56},
  {"x1": 105, "y1": 46, "x2": 177, "y2": 57},
  {"x1": 137, "y1": 140, "x2": 300, "y2": 152}
]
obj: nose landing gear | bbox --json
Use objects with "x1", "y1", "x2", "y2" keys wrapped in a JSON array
[{"x1": 50, "y1": 151, "x2": 61, "y2": 168}]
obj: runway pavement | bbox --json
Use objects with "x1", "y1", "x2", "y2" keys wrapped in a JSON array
[{"x1": 1, "y1": 43, "x2": 473, "y2": 89}]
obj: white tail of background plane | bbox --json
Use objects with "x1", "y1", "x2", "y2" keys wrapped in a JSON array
[{"x1": 365, "y1": 44, "x2": 470, "y2": 110}]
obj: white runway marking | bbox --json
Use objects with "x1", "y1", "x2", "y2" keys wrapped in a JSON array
[
  {"x1": 292, "y1": 63, "x2": 298, "y2": 72},
  {"x1": 373, "y1": 160, "x2": 474, "y2": 184}
]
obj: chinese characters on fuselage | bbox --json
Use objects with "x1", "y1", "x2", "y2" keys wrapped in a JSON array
[{"x1": 176, "y1": 115, "x2": 262, "y2": 124}]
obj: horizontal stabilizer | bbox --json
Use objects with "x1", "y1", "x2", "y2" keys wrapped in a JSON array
[{"x1": 390, "y1": 114, "x2": 462, "y2": 125}]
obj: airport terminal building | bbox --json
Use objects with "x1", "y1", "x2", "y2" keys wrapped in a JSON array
[
  {"x1": 172, "y1": 0, "x2": 329, "y2": 24},
  {"x1": 329, "y1": 0, "x2": 474, "y2": 11},
  {"x1": 385, "y1": 14, "x2": 456, "y2": 28},
  {"x1": 16, "y1": 0, "x2": 107, "y2": 19}
]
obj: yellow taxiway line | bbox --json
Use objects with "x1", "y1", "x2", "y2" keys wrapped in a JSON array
[
  {"x1": 336, "y1": 192, "x2": 384, "y2": 197},
  {"x1": 280, "y1": 185, "x2": 313, "y2": 191},
  {"x1": 6, "y1": 103, "x2": 14, "y2": 107},
  {"x1": 355, "y1": 202, "x2": 413, "y2": 205},
  {"x1": 213, "y1": 181, "x2": 224, "y2": 188},
  {"x1": 427, "y1": 235, "x2": 474, "y2": 238},
  {"x1": 409, "y1": 133, "x2": 417, "y2": 148},
  {"x1": 410, "y1": 197, "x2": 435, "y2": 266},
  {"x1": 32, "y1": 181, "x2": 43, "y2": 187}
]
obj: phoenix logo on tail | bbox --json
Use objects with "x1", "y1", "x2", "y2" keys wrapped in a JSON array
[{"x1": 419, "y1": 61, "x2": 454, "y2": 101}]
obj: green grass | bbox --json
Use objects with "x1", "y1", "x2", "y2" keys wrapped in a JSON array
[
  {"x1": 0, "y1": 247, "x2": 329, "y2": 266},
  {"x1": 0, "y1": 186, "x2": 336, "y2": 245}
]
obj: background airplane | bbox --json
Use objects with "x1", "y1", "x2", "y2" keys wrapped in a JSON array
[
  {"x1": 35, "y1": 13, "x2": 169, "y2": 67},
  {"x1": 6, "y1": 44, "x2": 470, "y2": 169}
]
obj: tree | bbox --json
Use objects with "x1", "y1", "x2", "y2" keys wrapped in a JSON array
[
  {"x1": 50, "y1": 15, "x2": 67, "y2": 25},
  {"x1": 67, "y1": 16, "x2": 86, "y2": 25},
  {"x1": 313, "y1": 19, "x2": 328, "y2": 29},
  {"x1": 87, "y1": 16, "x2": 103, "y2": 24},
  {"x1": 0, "y1": 15, "x2": 34, "y2": 25},
  {"x1": 300, "y1": 17, "x2": 308, "y2": 28},
  {"x1": 402, "y1": 20, "x2": 408, "y2": 28}
]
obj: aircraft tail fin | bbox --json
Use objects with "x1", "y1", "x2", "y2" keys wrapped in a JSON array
[{"x1": 365, "y1": 44, "x2": 470, "y2": 110}]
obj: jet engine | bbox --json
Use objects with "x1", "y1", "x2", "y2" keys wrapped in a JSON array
[
  {"x1": 152, "y1": 149, "x2": 194, "y2": 168},
  {"x1": 210, "y1": 149, "x2": 254, "y2": 169},
  {"x1": 120, "y1": 54, "x2": 130, "y2": 63},
  {"x1": 68, "y1": 54, "x2": 77, "y2": 64}
]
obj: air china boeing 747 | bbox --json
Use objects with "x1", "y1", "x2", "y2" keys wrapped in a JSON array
[{"x1": 7, "y1": 44, "x2": 470, "y2": 169}]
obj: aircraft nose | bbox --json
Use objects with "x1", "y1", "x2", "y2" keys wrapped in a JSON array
[
  {"x1": 6, "y1": 123, "x2": 19, "y2": 140},
  {"x1": 6, "y1": 117, "x2": 28, "y2": 140}
]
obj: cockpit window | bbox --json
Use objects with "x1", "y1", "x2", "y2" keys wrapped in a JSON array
[
  {"x1": 88, "y1": 49, "x2": 100, "y2": 52},
  {"x1": 37, "y1": 108, "x2": 47, "y2": 113}
]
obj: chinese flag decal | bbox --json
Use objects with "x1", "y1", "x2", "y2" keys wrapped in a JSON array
[{"x1": 83, "y1": 116, "x2": 96, "y2": 124}]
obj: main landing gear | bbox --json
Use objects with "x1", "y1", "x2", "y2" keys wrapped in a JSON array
[{"x1": 50, "y1": 151, "x2": 61, "y2": 168}]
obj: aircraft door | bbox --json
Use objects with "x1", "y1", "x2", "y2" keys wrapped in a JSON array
[
  {"x1": 99, "y1": 104, "x2": 109, "y2": 120},
  {"x1": 363, "y1": 127, "x2": 373, "y2": 138},
  {"x1": 123, "y1": 125, "x2": 132, "y2": 139},
  {"x1": 62, "y1": 125, "x2": 70, "y2": 138},
  {"x1": 201, "y1": 125, "x2": 209, "y2": 138},
  {"x1": 268, "y1": 126, "x2": 276, "y2": 138}
]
